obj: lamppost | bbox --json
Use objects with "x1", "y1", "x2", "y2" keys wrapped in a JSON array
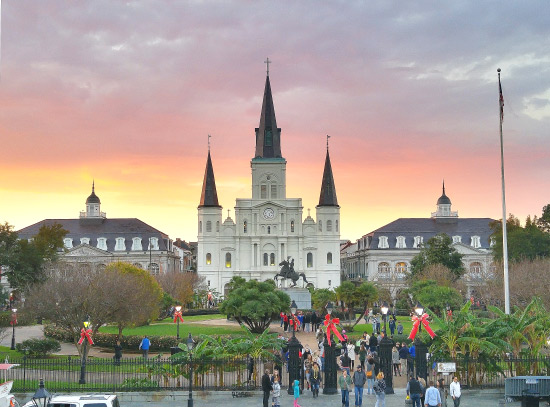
[
  {"x1": 287, "y1": 300, "x2": 302, "y2": 395},
  {"x1": 187, "y1": 333, "x2": 195, "y2": 407},
  {"x1": 379, "y1": 302, "x2": 394, "y2": 394},
  {"x1": 322, "y1": 302, "x2": 337, "y2": 395},
  {"x1": 10, "y1": 308, "x2": 17, "y2": 350},
  {"x1": 175, "y1": 305, "x2": 182, "y2": 340},
  {"x1": 79, "y1": 318, "x2": 91, "y2": 385},
  {"x1": 413, "y1": 302, "x2": 427, "y2": 381},
  {"x1": 30, "y1": 379, "x2": 51, "y2": 407}
]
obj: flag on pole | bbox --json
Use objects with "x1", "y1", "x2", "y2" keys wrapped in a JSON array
[{"x1": 499, "y1": 72, "x2": 504, "y2": 122}]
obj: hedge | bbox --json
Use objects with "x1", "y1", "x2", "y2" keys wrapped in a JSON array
[
  {"x1": 16, "y1": 338, "x2": 61, "y2": 357},
  {"x1": 0, "y1": 310, "x2": 35, "y2": 327}
]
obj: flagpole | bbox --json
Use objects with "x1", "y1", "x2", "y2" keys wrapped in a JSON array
[{"x1": 498, "y1": 68, "x2": 510, "y2": 314}]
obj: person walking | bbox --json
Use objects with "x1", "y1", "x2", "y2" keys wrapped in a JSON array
[
  {"x1": 358, "y1": 344, "x2": 367, "y2": 370},
  {"x1": 392, "y1": 346, "x2": 401, "y2": 376},
  {"x1": 304, "y1": 354, "x2": 313, "y2": 390},
  {"x1": 246, "y1": 354, "x2": 254, "y2": 384},
  {"x1": 293, "y1": 379, "x2": 301, "y2": 407},
  {"x1": 373, "y1": 372, "x2": 387, "y2": 407},
  {"x1": 113, "y1": 340, "x2": 123, "y2": 366},
  {"x1": 397, "y1": 321, "x2": 404, "y2": 335},
  {"x1": 365, "y1": 357, "x2": 375, "y2": 395},
  {"x1": 272, "y1": 376, "x2": 281, "y2": 407},
  {"x1": 139, "y1": 336, "x2": 150, "y2": 360},
  {"x1": 261, "y1": 369, "x2": 273, "y2": 407},
  {"x1": 419, "y1": 377, "x2": 427, "y2": 407},
  {"x1": 449, "y1": 377, "x2": 461, "y2": 407},
  {"x1": 437, "y1": 379, "x2": 447, "y2": 407},
  {"x1": 340, "y1": 350, "x2": 351, "y2": 375},
  {"x1": 389, "y1": 318, "x2": 396, "y2": 336},
  {"x1": 352, "y1": 365, "x2": 367, "y2": 407},
  {"x1": 398, "y1": 343, "x2": 409, "y2": 375},
  {"x1": 347, "y1": 342, "x2": 356, "y2": 370},
  {"x1": 368, "y1": 333, "x2": 378, "y2": 353},
  {"x1": 338, "y1": 368, "x2": 353, "y2": 407},
  {"x1": 310, "y1": 362, "x2": 322, "y2": 398},
  {"x1": 406, "y1": 375, "x2": 424, "y2": 407},
  {"x1": 424, "y1": 381, "x2": 441, "y2": 407}
]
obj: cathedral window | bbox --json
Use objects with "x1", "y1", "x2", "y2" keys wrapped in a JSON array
[
  {"x1": 206, "y1": 221, "x2": 212, "y2": 232},
  {"x1": 327, "y1": 220, "x2": 332, "y2": 232},
  {"x1": 63, "y1": 238, "x2": 73, "y2": 249},
  {"x1": 452, "y1": 235, "x2": 462, "y2": 244},
  {"x1": 263, "y1": 253, "x2": 268, "y2": 266},
  {"x1": 243, "y1": 220, "x2": 247, "y2": 233},
  {"x1": 148, "y1": 263, "x2": 160, "y2": 275},
  {"x1": 225, "y1": 253, "x2": 232, "y2": 268},
  {"x1": 271, "y1": 184, "x2": 277, "y2": 199},
  {"x1": 318, "y1": 220, "x2": 322, "y2": 232},
  {"x1": 131, "y1": 237, "x2": 143, "y2": 251},
  {"x1": 307, "y1": 252, "x2": 313, "y2": 268},
  {"x1": 290, "y1": 220, "x2": 295, "y2": 233},
  {"x1": 97, "y1": 237, "x2": 107, "y2": 251},
  {"x1": 378, "y1": 236, "x2": 389, "y2": 249},
  {"x1": 265, "y1": 129, "x2": 273, "y2": 147},
  {"x1": 199, "y1": 221, "x2": 202, "y2": 233},
  {"x1": 270, "y1": 253, "x2": 275, "y2": 266},
  {"x1": 267, "y1": 226, "x2": 271, "y2": 234},
  {"x1": 471, "y1": 235, "x2": 481, "y2": 248},
  {"x1": 261, "y1": 184, "x2": 267, "y2": 199},
  {"x1": 336, "y1": 220, "x2": 339, "y2": 232},
  {"x1": 413, "y1": 236, "x2": 423, "y2": 248},
  {"x1": 216, "y1": 221, "x2": 220, "y2": 232},
  {"x1": 206, "y1": 253, "x2": 212, "y2": 265},
  {"x1": 115, "y1": 237, "x2": 126, "y2": 251},
  {"x1": 327, "y1": 252, "x2": 333, "y2": 264},
  {"x1": 80, "y1": 237, "x2": 90, "y2": 245},
  {"x1": 396, "y1": 236, "x2": 406, "y2": 249}
]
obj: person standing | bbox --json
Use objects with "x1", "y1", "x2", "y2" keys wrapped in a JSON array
[
  {"x1": 449, "y1": 377, "x2": 461, "y2": 407},
  {"x1": 352, "y1": 365, "x2": 367, "y2": 407},
  {"x1": 373, "y1": 372, "x2": 387, "y2": 407},
  {"x1": 358, "y1": 344, "x2": 367, "y2": 370},
  {"x1": 397, "y1": 321, "x2": 404, "y2": 335},
  {"x1": 338, "y1": 368, "x2": 353, "y2": 407},
  {"x1": 246, "y1": 355, "x2": 254, "y2": 384},
  {"x1": 368, "y1": 333, "x2": 378, "y2": 353},
  {"x1": 392, "y1": 346, "x2": 400, "y2": 376},
  {"x1": 437, "y1": 379, "x2": 447, "y2": 407},
  {"x1": 365, "y1": 357, "x2": 375, "y2": 394},
  {"x1": 272, "y1": 376, "x2": 281, "y2": 407},
  {"x1": 261, "y1": 369, "x2": 273, "y2": 407},
  {"x1": 389, "y1": 318, "x2": 396, "y2": 336},
  {"x1": 347, "y1": 342, "x2": 356, "y2": 370},
  {"x1": 406, "y1": 376, "x2": 424, "y2": 407},
  {"x1": 293, "y1": 379, "x2": 301, "y2": 407},
  {"x1": 340, "y1": 350, "x2": 351, "y2": 375},
  {"x1": 424, "y1": 381, "x2": 441, "y2": 407},
  {"x1": 310, "y1": 362, "x2": 322, "y2": 398},
  {"x1": 139, "y1": 336, "x2": 150, "y2": 360},
  {"x1": 113, "y1": 340, "x2": 123, "y2": 366},
  {"x1": 398, "y1": 343, "x2": 409, "y2": 375}
]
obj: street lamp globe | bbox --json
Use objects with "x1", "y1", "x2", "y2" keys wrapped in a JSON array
[
  {"x1": 31, "y1": 379, "x2": 51, "y2": 407},
  {"x1": 175, "y1": 305, "x2": 182, "y2": 312},
  {"x1": 12, "y1": 308, "x2": 17, "y2": 314},
  {"x1": 380, "y1": 302, "x2": 389, "y2": 316},
  {"x1": 414, "y1": 302, "x2": 424, "y2": 317},
  {"x1": 326, "y1": 301, "x2": 333, "y2": 315},
  {"x1": 290, "y1": 300, "x2": 298, "y2": 315},
  {"x1": 186, "y1": 333, "x2": 195, "y2": 351}
]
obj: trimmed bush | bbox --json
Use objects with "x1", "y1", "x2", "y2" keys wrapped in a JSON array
[
  {"x1": 16, "y1": 338, "x2": 61, "y2": 357},
  {"x1": 0, "y1": 311, "x2": 35, "y2": 327}
]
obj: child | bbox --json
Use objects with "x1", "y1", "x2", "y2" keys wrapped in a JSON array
[
  {"x1": 293, "y1": 379, "x2": 301, "y2": 407},
  {"x1": 272, "y1": 376, "x2": 281, "y2": 407}
]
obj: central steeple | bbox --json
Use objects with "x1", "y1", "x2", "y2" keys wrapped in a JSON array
[{"x1": 254, "y1": 74, "x2": 282, "y2": 159}]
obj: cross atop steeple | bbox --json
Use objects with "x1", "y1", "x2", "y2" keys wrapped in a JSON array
[
  {"x1": 208, "y1": 134, "x2": 211, "y2": 151},
  {"x1": 326, "y1": 135, "x2": 331, "y2": 151},
  {"x1": 264, "y1": 57, "x2": 271, "y2": 76}
]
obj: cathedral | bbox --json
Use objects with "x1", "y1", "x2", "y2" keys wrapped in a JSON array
[{"x1": 197, "y1": 73, "x2": 341, "y2": 296}]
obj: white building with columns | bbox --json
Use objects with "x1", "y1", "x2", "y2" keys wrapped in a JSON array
[{"x1": 197, "y1": 73, "x2": 341, "y2": 296}]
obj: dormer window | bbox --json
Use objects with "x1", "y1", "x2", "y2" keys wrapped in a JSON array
[
  {"x1": 115, "y1": 237, "x2": 126, "y2": 251},
  {"x1": 396, "y1": 236, "x2": 406, "y2": 249},
  {"x1": 413, "y1": 236, "x2": 423, "y2": 248},
  {"x1": 80, "y1": 237, "x2": 90, "y2": 245},
  {"x1": 471, "y1": 235, "x2": 481, "y2": 248},
  {"x1": 63, "y1": 238, "x2": 73, "y2": 249},
  {"x1": 131, "y1": 237, "x2": 142, "y2": 251},
  {"x1": 378, "y1": 236, "x2": 389, "y2": 249},
  {"x1": 452, "y1": 235, "x2": 462, "y2": 244},
  {"x1": 149, "y1": 237, "x2": 159, "y2": 250},
  {"x1": 97, "y1": 237, "x2": 107, "y2": 251}
]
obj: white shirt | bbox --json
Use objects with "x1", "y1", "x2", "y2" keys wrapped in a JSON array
[{"x1": 450, "y1": 381, "x2": 461, "y2": 398}]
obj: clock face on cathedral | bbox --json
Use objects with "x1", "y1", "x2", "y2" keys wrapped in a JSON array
[{"x1": 263, "y1": 207, "x2": 275, "y2": 220}]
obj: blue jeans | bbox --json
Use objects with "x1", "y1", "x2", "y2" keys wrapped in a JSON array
[
  {"x1": 366, "y1": 378, "x2": 374, "y2": 394},
  {"x1": 375, "y1": 392, "x2": 385, "y2": 407},
  {"x1": 341, "y1": 389, "x2": 350, "y2": 407},
  {"x1": 354, "y1": 386, "x2": 364, "y2": 406},
  {"x1": 410, "y1": 393, "x2": 421, "y2": 407}
]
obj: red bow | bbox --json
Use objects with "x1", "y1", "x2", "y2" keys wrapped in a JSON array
[
  {"x1": 323, "y1": 314, "x2": 344, "y2": 346},
  {"x1": 289, "y1": 315, "x2": 300, "y2": 327},
  {"x1": 10, "y1": 318, "x2": 17, "y2": 326},
  {"x1": 173, "y1": 310, "x2": 184, "y2": 323},
  {"x1": 78, "y1": 328, "x2": 94, "y2": 345},
  {"x1": 409, "y1": 313, "x2": 436, "y2": 340}
]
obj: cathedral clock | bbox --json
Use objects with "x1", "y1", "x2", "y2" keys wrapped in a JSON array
[{"x1": 263, "y1": 207, "x2": 275, "y2": 220}]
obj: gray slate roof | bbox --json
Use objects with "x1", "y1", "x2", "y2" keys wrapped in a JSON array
[
  {"x1": 366, "y1": 217, "x2": 496, "y2": 250},
  {"x1": 17, "y1": 218, "x2": 171, "y2": 252}
]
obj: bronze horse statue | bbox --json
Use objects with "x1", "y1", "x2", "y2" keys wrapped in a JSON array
[{"x1": 274, "y1": 258, "x2": 309, "y2": 287}]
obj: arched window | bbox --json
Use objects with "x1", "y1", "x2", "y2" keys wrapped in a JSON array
[
  {"x1": 471, "y1": 236, "x2": 481, "y2": 248},
  {"x1": 63, "y1": 238, "x2": 73, "y2": 249},
  {"x1": 206, "y1": 221, "x2": 212, "y2": 232},
  {"x1": 115, "y1": 237, "x2": 126, "y2": 251},
  {"x1": 225, "y1": 253, "x2": 232, "y2": 268},
  {"x1": 335, "y1": 220, "x2": 339, "y2": 232},
  {"x1": 377, "y1": 262, "x2": 390, "y2": 278},
  {"x1": 131, "y1": 237, "x2": 142, "y2": 251},
  {"x1": 243, "y1": 220, "x2": 247, "y2": 233},
  {"x1": 327, "y1": 220, "x2": 332, "y2": 232},
  {"x1": 290, "y1": 220, "x2": 295, "y2": 233},
  {"x1": 327, "y1": 252, "x2": 333, "y2": 264},
  {"x1": 261, "y1": 184, "x2": 267, "y2": 199},
  {"x1": 263, "y1": 253, "x2": 268, "y2": 266},
  {"x1": 378, "y1": 236, "x2": 389, "y2": 249},
  {"x1": 148, "y1": 263, "x2": 160, "y2": 275},
  {"x1": 199, "y1": 221, "x2": 202, "y2": 233},
  {"x1": 470, "y1": 262, "x2": 483, "y2": 276},
  {"x1": 318, "y1": 220, "x2": 322, "y2": 232},
  {"x1": 271, "y1": 183, "x2": 277, "y2": 199},
  {"x1": 216, "y1": 221, "x2": 220, "y2": 232},
  {"x1": 307, "y1": 252, "x2": 313, "y2": 268},
  {"x1": 395, "y1": 262, "x2": 407, "y2": 276},
  {"x1": 396, "y1": 236, "x2": 406, "y2": 249},
  {"x1": 267, "y1": 226, "x2": 271, "y2": 234},
  {"x1": 132, "y1": 263, "x2": 142, "y2": 269},
  {"x1": 270, "y1": 253, "x2": 275, "y2": 266},
  {"x1": 206, "y1": 253, "x2": 212, "y2": 265},
  {"x1": 80, "y1": 237, "x2": 90, "y2": 245}
]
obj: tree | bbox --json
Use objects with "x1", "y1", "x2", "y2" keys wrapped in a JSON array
[
  {"x1": 156, "y1": 271, "x2": 204, "y2": 306},
  {"x1": 219, "y1": 279, "x2": 290, "y2": 333},
  {"x1": 411, "y1": 280, "x2": 463, "y2": 315},
  {"x1": 537, "y1": 204, "x2": 550, "y2": 233},
  {"x1": 311, "y1": 288, "x2": 336, "y2": 313},
  {"x1": 410, "y1": 233, "x2": 465, "y2": 280},
  {"x1": 335, "y1": 281, "x2": 378, "y2": 330}
]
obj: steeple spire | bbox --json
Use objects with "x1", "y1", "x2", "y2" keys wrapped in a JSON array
[
  {"x1": 199, "y1": 149, "x2": 221, "y2": 208},
  {"x1": 254, "y1": 73, "x2": 282, "y2": 158},
  {"x1": 318, "y1": 146, "x2": 338, "y2": 207}
]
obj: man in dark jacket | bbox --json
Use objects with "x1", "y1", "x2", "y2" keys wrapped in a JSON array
[
  {"x1": 398, "y1": 343, "x2": 409, "y2": 375},
  {"x1": 261, "y1": 369, "x2": 273, "y2": 407},
  {"x1": 406, "y1": 375, "x2": 424, "y2": 407},
  {"x1": 368, "y1": 333, "x2": 378, "y2": 352},
  {"x1": 352, "y1": 365, "x2": 367, "y2": 407}
]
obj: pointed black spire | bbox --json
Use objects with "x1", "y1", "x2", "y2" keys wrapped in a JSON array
[
  {"x1": 437, "y1": 180, "x2": 451, "y2": 205},
  {"x1": 199, "y1": 150, "x2": 221, "y2": 208},
  {"x1": 318, "y1": 149, "x2": 338, "y2": 207},
  {"x1": 255, "y1": 75, "x2": 282, "y2": 158},
  {"x1": 86, "y1": 180, "x2": 100, "y2": 204}
]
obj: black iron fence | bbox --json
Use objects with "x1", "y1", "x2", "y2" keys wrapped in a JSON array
[{"x1": 4, "y1": 356, "x2": 288, "y2": 393}]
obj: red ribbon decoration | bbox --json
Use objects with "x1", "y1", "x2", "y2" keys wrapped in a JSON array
[
  {"x1": 10, "y1": 318, "x2": 17, "y2": 326},
  {"x1": 323, "y1": 314, "x2": 344, "y2": 346},
  {"x1": 78, "y1": 328, "x2": 94, "y2": 345},
  {"x1": 289, "y1": 315, "x2": 300, "y2": 328},
  {"x1": 173, "y1": 310, "x2": 184, "y2": 323},
  {"x1": 408, "y1": 313, "x2": 436, "y2": 340}
]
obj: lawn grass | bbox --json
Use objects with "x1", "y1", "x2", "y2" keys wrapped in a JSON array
[
  {"x1": 157, "y1": 314, "x2": 226, "y2": 323},
  {"x1": 99, "y1": 322, "x2": 242, "y2": 337},
  {"x1": 0, "y1": 345, "x2": 26, "y2": 358},
  {"x1": 342, "y1": 315, "x2": 441, "y2": 338}
]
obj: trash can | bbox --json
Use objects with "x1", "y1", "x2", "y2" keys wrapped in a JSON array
[
  {"x1": 521, "y1": 389, "x2": 540, "y2": 407},
  {"x1": 170, "y1": 346, "x2": 182, "y2": 355}
]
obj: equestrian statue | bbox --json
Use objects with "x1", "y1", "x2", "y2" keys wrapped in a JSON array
[{"x1": 274, "y1": 257, "x2": 309, "y2": 287}]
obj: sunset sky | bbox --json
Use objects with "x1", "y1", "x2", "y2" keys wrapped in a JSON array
[{"x1": 1, "y1": 1, "x2": 549, "y2": 243}]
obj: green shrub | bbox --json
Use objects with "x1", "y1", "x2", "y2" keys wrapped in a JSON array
[
  {"x1": 16, "y1": 338, "x2": 61, "y2": 357},
  {"x1": 0, "y1": 311, "x2": 35, "y2": 327}
]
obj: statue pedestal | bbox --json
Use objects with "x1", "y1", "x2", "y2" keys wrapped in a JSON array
[{"x1": 282, "y1": 288, "x2": 311, "y2": 309}]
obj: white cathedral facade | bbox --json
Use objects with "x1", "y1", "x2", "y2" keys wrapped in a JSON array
[{"x1": 197, "y1": 74, "x2": 341, "y2": 296}]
